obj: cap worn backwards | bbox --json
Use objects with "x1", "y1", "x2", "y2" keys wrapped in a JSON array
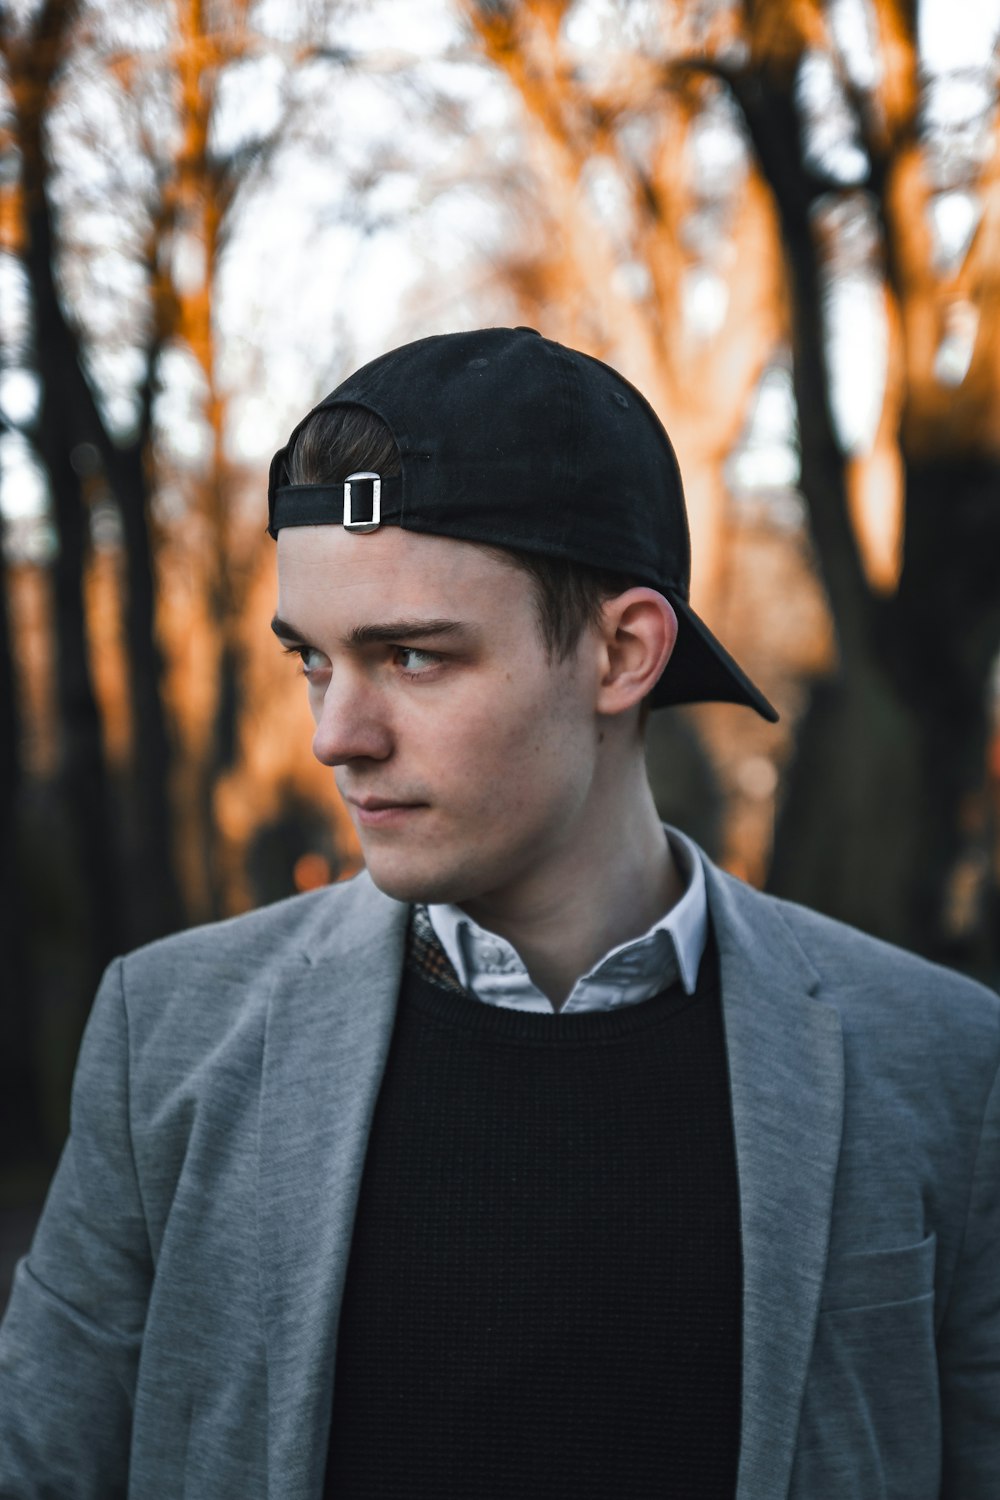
[{"x1": 268, "y1": 326, "x2": 777, "y2": 721}]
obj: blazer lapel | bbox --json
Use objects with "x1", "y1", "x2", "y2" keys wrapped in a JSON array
[
  {"x1": 256, "y1": 873, "x2": 408, "y2": 1500},
  {"x1": 703, "y1": 861, "x2": 845, "y2": 1500}
]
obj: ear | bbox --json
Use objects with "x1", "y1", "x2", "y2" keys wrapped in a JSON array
[{"x1": 594, "y1": 588, "x2": 678, "y2": 716}]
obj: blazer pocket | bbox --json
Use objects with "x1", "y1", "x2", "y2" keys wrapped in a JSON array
[
  {"x1": 796, "y1": 1236, "x2": 941, "y2": 1496},
  {"x1": 819, "y1": 1231, "x2": 936, "y2": 1313}
]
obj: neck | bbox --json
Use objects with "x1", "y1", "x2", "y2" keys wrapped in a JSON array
[{"x1": 459, "y1": 770, "x2": 682, "y2": 1010}]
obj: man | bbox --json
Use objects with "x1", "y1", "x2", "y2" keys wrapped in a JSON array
[{"x1": 0, "y1": 327, "x2": 997, "y2": 1499}]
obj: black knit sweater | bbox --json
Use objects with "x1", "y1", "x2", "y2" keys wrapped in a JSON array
[{"x1": 324, "y1": 932, "x2": 741, "y2": 1498}]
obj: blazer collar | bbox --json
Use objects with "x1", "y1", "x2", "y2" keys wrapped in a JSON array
[{"x1": 702, "y1": 857, "x2": 845, "y2": 1500}]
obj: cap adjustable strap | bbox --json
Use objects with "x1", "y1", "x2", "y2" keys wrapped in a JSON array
[{"x1": 268, "y1": 474, "x2": 404, "y2": 537}]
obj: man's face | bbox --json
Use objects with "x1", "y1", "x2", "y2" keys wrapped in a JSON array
[{"x1": 274, "y1": 524, "x2": 602, "y2": 907}]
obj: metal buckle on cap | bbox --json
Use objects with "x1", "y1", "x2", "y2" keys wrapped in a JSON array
[{"x1": 343, "y1": 472, "x2": 381, "y2": 532}]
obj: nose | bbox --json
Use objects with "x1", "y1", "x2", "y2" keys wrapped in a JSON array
[{"x1": 310, "y1": 670, "x2": 393, "y2": 767}]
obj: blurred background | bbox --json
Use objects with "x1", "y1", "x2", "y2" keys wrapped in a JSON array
[{"x1": 2, "y1": 0, "x2": 1000, "y2": 1304}]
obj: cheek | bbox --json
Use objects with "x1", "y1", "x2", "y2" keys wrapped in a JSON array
[{"x1": 433, "y1": 681, "x2": 590, "y2": 819}]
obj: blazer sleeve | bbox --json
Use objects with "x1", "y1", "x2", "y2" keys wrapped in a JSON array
[
  {"x1": 939, "y1": 1048, "x2": 1000, "y2": 1499},
  {"x1": 0, "y1": 958, "x2": 152, "y2": 1498}
]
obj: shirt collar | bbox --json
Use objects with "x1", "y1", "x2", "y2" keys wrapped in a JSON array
[{"x1": 426, "y1": 825, "x2": 707, "y2": 1014}]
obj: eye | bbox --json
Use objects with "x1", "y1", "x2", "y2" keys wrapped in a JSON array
[
  {"x1": 394, "y1": 646, "x2": 440, "y2": 676},
  {"x1": 283, "y1": 643, "x2": 328, "y2": 679}
]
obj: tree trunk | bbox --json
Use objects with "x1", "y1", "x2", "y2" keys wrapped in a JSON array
[
  {"x1": 720, "y1": 57, "x2": 1000, "y2": 970},
  {"x1": 20, "y1": 114, "x2": 121, "y2": 1001},
  {"x1": 768, "y1": 667, "x2": 924, "y2": 944},
  {"x1": 10, "y1": 0, "x2": 186, "y2": 949},
  {"x1": 0, "y1": 554, "x2": 47, "y2": 1168},
  {"x1": 891, "y1": 457, "x2": 1000, "y2": 966},
  {"x1": 101, "y1": 430, "x2": 186, "y2": 943}
]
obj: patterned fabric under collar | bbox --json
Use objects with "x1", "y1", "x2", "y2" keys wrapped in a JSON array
[{"x1": 407, "y1": 904, "x2": 467, "y2": 996}]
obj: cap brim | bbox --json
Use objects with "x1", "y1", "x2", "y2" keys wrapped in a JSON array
[{"x1": 650, "y1": 592, "x2": 779, "y2": 722}]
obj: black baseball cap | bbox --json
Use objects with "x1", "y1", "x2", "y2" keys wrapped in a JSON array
[{"x1": 268, "y1": 326, "x2": 777, "y2": 720}]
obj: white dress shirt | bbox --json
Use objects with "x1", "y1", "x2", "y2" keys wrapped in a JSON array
[{"x1": 426, "y1": 826, "x2": 707, "y2": 1014}]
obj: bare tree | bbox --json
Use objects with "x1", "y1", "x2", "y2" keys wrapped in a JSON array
[
  {"x1": 3, "y1": 0, "x2": 183, "y2": 962},
  {"x1": 705, "y1": 0, "x2": 1000, "y2": 966},
  {"x1": 0, "y1": 0, "x2": 353, "y2": 1154},
  {"x1": 2, "y1": 0, "x2": 124, "y2": 991},
  {"x1": 458, "y1": 0, "x2": 1000, "y2": 969}
]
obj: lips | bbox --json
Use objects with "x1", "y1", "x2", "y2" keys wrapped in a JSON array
[
  {"x1": 345, "y1": 795, "x2": 428, "y2": 827},
  {"x1": 347, "y1": 796, "x2": 424, "y2": 812}
]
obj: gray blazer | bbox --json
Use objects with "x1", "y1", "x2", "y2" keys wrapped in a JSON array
[{"x1": 1, "y1": 849, "x2": 998, "y2": 1499}]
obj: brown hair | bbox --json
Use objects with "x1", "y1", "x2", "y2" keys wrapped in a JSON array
[{"x1": 285, "y1": 404, "x2": 634, "y2": 661}]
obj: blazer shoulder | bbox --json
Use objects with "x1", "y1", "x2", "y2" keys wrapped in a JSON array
[
  {"x1": 69, "y1": 875, "x2": 406, "y2": 1171},
  {"x1": 762, "y1": 884, "x2": 1000, "y2": 1035},
  {"x1": 702, "y1": 846, "x2": 998, "y2": 1039},
  {"x1": 116, "y1": 869, "x2": 401, "y2": 1011}
]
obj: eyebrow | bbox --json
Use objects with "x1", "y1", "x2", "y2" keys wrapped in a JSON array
[{"x1": 270, "y1": 615, "x2": 467, "y2": 647}]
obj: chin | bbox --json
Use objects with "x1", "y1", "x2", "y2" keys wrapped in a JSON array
[{"x1": 360, "y1": 844, "x2": 492, "y2": 907}]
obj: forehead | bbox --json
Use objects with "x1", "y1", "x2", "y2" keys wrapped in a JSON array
[{"x1": 275, "y1": 523, "x2": 531, "y2": 631}]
